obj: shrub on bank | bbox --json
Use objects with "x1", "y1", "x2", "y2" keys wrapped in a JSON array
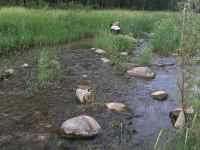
[{"x1": 151, "y1": 18, "x2": 181, "y2": 55}]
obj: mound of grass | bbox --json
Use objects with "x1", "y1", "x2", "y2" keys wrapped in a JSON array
[
  {"x1": 151, "y1": 18, "x2": 181, "y2": 55},
  {"x1": 93, "y1": 34, "x2": 134, "y2": 54},
  {"x1": 140, "y1": 45, "x2": 153, "y2": 66},
  {"x1": 93, "y1": 33, "x2": 134, "y2": 71},
  {"x1": 26, "y1": 50, "x2": 62, "y2": 91}
]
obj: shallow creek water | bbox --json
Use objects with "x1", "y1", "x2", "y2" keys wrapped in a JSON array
[{"x1": 0, "y1": 38, "x2": 180, "y2": 150}]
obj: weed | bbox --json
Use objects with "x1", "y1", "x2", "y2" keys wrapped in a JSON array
[{"x1": 140, "y1": 45, "x2": 153, "y2": 66}]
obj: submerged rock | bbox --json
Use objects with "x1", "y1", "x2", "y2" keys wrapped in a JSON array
[
  {"x1": 120, "y1": 52, "x2": 128, "y2": 56},
  {"x1": 95, "y1": 49, "x2": 105, "y2": 54},
  {"x1": 76, "y1": 87, "x2": 93, "y2": 104},
  {"x1": 101, "y1": 58, "x2": 110, "y2": 63},
  {"x1": 60, "y1": 115, "x2": 101, "y2": 139},
  {"x1": 106, "y1": 102, "x2": 126, "y2": 112},
  {"x1": 127, "y1": 67, "x2": 156, "y2": 79},
  {"x1": 151, "y1": 91, "x2": 168, "y2": 100}
]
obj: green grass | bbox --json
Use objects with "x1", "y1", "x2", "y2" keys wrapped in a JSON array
[
  {"x1": 93, "y1": 33, "x2": 135, "y2": 71},
  {"x1": 26, "y1": 50, "x2": 62, "y2": 91},
  {"x1": 0, "y1": 7, "x2": 173, "y2": 55},
  {"x1": 140, "y1": 45, "x2": 153, "y2": 66},
  {"x1": 151, "y1": 18, "x2": 181, "y2": 55},
  {"x1": 93, "y1": 34, "x2": 134, "y2": 54}
]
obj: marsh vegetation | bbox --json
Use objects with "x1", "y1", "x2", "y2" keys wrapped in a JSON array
[{"x1": 0, "y1": 1, "x2": 200, "y2": 149}]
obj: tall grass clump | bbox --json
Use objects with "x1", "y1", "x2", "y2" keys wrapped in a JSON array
[
  {"x1": 93, "y1": 33, "x2": 134, "y2": 71},
  {"x1": 140, "y1": 45, "x2": 153, "y2": 66},
  {"x1": 157, "y1": 1, "x2": 200, "y2": 150},
  {"x1": 26, "y1": 50, "x2": 62, "y2": 91},
  {"x1": 151, "y1": 18, "x2": 181, "y2": 55},
  {"x1": 93, "y1": 34, "x2": 134, "y2": 55}
]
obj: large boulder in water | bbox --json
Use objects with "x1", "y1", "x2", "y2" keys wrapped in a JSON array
[
  {"x1": 151, "y1": 91, "x2": 168, "y2": 100},
  {"x1": 127, "y1": 67, "x2": 156, "y2": 79},
  {"x1": 60, "y1": 115, "x2": 101, "y2": 139}
]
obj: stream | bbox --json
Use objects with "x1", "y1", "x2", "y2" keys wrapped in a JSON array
[{"x1": 0, "y1": 37, "x2": 180, "y2": 150}]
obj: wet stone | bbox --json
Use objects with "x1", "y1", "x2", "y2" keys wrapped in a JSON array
[
  {"x1": 151, "y1": 91, "x2": 168, "y2": 101},
  {"x1": 127, "y1": 67, "x2": 156, "y2": 79},
  {"x1": 21, "y1": 63, "x2": 29, "y2": 68},
  {"x1": 90, "y1": 48, "x2": 96, "y2": 50},
  {"x1": 95, "y1": 49, "x2": 105, "y2": 54},
  {"x1": 76, "y1": 86, "x2": 93, "y2": 104},
  {"x1": 101, "y1": 58, "x2": 110, "y2": 63},
  {"x1": 60, "y1": 115, "x2": 101, "y2": 139},
  {"x1": 106, "y1": 102, "x2": 126, "y2": 112}
]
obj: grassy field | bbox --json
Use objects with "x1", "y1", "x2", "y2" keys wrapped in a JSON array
[{"x1": 0, "y1": 7, "x2": 173, "y2": 55}]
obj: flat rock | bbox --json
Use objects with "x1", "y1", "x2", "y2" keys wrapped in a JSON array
[
  {"x1": 91, "y1": 48, "x2": 96, "y2": 50},
  {"x1": 101, "y1": 58, "x2": 110, "y2": 63},
  {"x1": 76, "y1": 87, "x2": 93, "y2": 104},
  {"x1": 151, "y1": 91, "x2": 168, "y2": 100},
  {"x1": 120, "y1": 52, "x2": 128, "y2": 56},
  {"x1": 21, "y1": 63, "x2": 29, "y2": 68},
  {"x1": 95, "y1": 49, "x2": 105, "y2": 54},
  {"x1": 127, "y1": 67, "x2": 156, "y2": 79},
  {"x1": 61, "y1": 115, "x2": 101, "y2": 139},
  {"x1": 81, "y1": 74, "x2": 88, "y2": 78},
  {"x1": 106, "y1": 102, "x2": 126, "y2": 112},
  {"x1": 172, "y1": 53, "x2": 180, "y2": 57}
]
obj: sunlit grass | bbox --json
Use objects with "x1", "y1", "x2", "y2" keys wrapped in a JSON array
[{"x1": 0, "y1": 7, "x2": 173, "y2": 54}]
